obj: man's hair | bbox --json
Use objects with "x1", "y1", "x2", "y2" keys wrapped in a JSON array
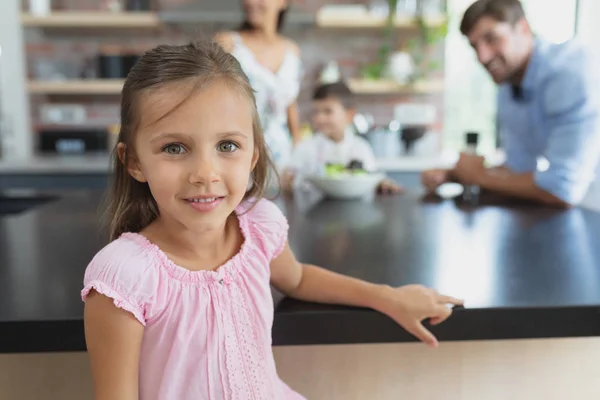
[
  {"x1": 460, "y1": 0, "x2": 526, "y2": 36},
  {"x1": 312, "y1": 81, "x2": 355, "y2": 109}
]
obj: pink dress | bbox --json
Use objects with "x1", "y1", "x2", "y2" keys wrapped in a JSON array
[{"x1": 81, "y1": 199, "x2": 305, "y2": 400}]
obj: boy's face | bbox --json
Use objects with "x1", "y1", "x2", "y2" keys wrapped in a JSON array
[{"x1": 311, "y1": 97, "x2": 355, "y2": 142}]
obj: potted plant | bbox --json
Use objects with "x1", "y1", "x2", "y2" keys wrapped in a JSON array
[{"x1": 360, "y1": 0, "x2": 448, "y2": 84}]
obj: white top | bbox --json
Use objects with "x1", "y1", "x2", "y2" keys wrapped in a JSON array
[
  {"x1": 288, "y1": 129, "x2": 377, "y2": 186},
  {"x1": 230, "y1": 33, "x2": 303, "y2": 170}
]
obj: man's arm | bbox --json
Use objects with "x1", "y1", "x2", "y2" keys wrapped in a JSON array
[
  {"x1": 453, "y1": 155, "x2": 568, "y2": 207},
  {"x1": 532, "y1": 62, "x2": 600, "y2": 206},
  {"x1": 477, "y1": 168, "x2": 569, "y2": 207}
]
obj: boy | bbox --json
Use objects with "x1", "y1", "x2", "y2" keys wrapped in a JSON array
[{"x1": 282, "y1": 81, "x2": 402, "y2": 194}]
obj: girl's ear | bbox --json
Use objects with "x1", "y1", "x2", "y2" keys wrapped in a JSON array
[
  {"x1": 117, "y1": 142, "x2": 147, "y2": 183},
  {"x1": 251, "y1": 148, "x2": 259, "y2": 171}
]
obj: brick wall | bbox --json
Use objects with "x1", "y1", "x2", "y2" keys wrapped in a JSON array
[{"x1": 23, "y1": 0, "x2": 445, "y2": 149}]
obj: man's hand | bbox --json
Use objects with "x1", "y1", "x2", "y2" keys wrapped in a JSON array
[
  {"x1": 421, "y1": 169, "x2": 451, "y2": 192},
  {"x1": 453, "y1": 153, "x2": 486, "y2": 185}
]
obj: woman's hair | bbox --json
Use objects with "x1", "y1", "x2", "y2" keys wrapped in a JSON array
[
  {"x1": 239, "y1": 7, "x2": 288, "y2": 32},
  {"x1": 460, "y1": 0, "x2": 526, "y2": 36},
  {"x1": 106, "y1": 40, "x2": 275, "y2": 241}
]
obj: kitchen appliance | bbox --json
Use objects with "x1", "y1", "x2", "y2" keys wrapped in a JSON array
[
  {"x1": 367, "y1": 123, "x2": 402, "y2": 159},
  {"x1": 394, "y1": 103, "x2": 436, "y2": 155},
  {"x1": 98, "y1": 46, "x2": 141, "y2": 79},
  {"x1": 126, "y1": 0, "x2": 151, "y2": 11},
  {"x1": 39, "y1": 128, "x2": 109, "y2": 155},
  {"x1": 401, "y1": 126, "x2": 427, "y2": 154}
]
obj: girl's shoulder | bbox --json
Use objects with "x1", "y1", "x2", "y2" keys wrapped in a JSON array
[
  {"x1": 81, "y1": 233, "x2": 163, "y2": 325},
  {"x1": 85, "y1": 233, "x2": 158, "y2": 277},
  {"x1": 239, "y1": 198, "x2": 289, "y2": 260}
]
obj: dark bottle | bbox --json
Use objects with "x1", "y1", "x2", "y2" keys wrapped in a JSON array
[{"x1": 462, "y1": 132, "x2": 480, "y2": 204}]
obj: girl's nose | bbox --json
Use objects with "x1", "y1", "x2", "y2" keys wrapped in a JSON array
[{"x1": 189, "y1": 157, "x2": 220, "y2": 185}]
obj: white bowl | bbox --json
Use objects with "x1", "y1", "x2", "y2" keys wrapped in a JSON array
[{"x1": 306, "y1": 172, "x2": 385, "y2": 200}]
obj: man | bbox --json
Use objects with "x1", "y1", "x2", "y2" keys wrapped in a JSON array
[{"x1": 422, "y1": 0, "x2": 600, "y2": 208}]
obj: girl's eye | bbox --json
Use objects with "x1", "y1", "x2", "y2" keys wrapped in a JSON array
[
  {"x1": 217, "y1": 141, "x2": 239, "y2": 153},
  {"x1": 163, "y1": 144, "x2": 186, "y2": 155}
]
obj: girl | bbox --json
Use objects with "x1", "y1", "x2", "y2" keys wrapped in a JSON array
[
  {"x1": 82, "y1": 40, "x2": 462, "y2": 400},
  {"x1": 215, "y1": 0, "x2": 302, "y2": 172}
]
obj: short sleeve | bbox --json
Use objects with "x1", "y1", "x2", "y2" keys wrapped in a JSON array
[
  {"x1": 245, "y1": 199, "x2": 289, "y2": 261},
  {"x1": 534, "y1": 65, "x2": 600, "y2": 204},
  {"x1": 81, "y1": 236, "x2": 159, "y2": 326}
]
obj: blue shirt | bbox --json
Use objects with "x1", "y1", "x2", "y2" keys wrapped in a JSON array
[{"x1": 497, "y1": 37, "x2": 600, "y2": 205}]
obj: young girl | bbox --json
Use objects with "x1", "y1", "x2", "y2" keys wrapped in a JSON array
[{"x1": 82, "y1": 40, "x2": 462, "y2": 400}]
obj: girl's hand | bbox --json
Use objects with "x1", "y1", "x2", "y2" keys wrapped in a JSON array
[{"x1": 378, "y1": 284, "x2": 463, "y2": 348}]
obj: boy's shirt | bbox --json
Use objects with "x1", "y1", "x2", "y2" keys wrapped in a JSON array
[{"x1": 288, "y1": 128, "x2": 377, "y2": 184}]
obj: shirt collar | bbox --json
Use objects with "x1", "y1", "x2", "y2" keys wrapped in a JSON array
[{"x1": 516, "y1": 37, "x2": 543, "y2": 101}]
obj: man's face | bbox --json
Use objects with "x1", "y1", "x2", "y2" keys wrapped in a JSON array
[{"x1": 467, "y1": 16, "x2": 532, "y2": 84}]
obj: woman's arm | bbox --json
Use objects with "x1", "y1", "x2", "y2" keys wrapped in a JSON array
[
  {"x1": 84, "y1": 291, "x2": 144, "y2": 400},
  {"x1": 286, "y1": 102, "x2": 303, "y2": 145},
  {"x1": 270, "y1": 243, "x2": 462, "y2": 348},
  {"x1": 285, "y1": 40, "x2": 303, "y2": 145}
]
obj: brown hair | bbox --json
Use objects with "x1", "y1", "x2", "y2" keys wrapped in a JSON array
[
  {"x1": 106, "y1": 40, "x2": 275, "y2": 241},
  {"x1": 312, "y1": 81, "x2": 356, "y2": 110},
  {"x1": 460, "y1": 0, "x2": 526, "y2": 36},
  {"x1": 240, "y1": 7, "x2": 288, "y2": 33}
]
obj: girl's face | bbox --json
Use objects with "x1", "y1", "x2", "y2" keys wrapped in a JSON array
[
  {"x1": 242, "y1": 0, "x2": 285, "y2": 29},
  {"x1": 127, "y1": 79, "x2": 258, "y2": 233}
]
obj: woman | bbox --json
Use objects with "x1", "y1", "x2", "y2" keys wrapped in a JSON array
[{"x1": 215, "y1": 0, "x2": 303, "y2": 172}]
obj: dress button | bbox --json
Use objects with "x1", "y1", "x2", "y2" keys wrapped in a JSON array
[{"x1": 218, "y1": 279, "x2": 225, "y2": 285}]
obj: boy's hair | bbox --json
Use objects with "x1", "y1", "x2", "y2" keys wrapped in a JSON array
[
  {"x1": 107, "y1": 40, "x2": 275, "y2": 241},
  {"x1": 312, "y1": 81, "x2": 356, "y2": 110},
  {"x1": 460, "y1": 0, "x2": 526, "y2": 36}
]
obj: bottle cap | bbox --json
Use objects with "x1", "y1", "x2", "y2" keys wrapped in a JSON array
[{"x1": 466, "y1": 132, "x2": 479, "y2": 145}]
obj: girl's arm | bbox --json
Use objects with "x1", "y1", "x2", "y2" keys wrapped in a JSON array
[
  {"x1": 84, "y1": 290, "x2": 144, "y2": 400},
  {"x1": 270, "y1": 243, "x2": 462, "y2": 348}
]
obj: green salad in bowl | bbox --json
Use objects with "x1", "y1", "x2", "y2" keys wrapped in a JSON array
[
  {"x1": 324, "y1": 160, "x2": 368, "y2": 177},
  {"x1": 307, "y1": 160, "x2": 384, "y2": 200}
]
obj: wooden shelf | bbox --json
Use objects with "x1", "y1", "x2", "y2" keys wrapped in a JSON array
[
  {"x1": 316, "y1": 12, "x2": 446, "y2": 28},
  {"x1": 347, "y1": 79, "x2": 444, "y2": 94},
  {"x1": 28, "y1": 80, "x2": 124, "y2": 95},
  {"x1": 21, "y1": 12, "x2": 161, "y2": 28}
]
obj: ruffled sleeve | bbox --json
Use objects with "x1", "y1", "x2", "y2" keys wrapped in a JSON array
[
  {"x1": 245, "y1": 199, "x2": 289, "y2": 261},
  {"x1": 81, "y1": 235, "x2": 160, "y2": 326}
]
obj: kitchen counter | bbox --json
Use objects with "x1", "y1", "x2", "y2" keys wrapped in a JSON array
[
  {"x1": 2, "y1": 188, "x2": 600, "y2": 353},
  {"x1": 0, "y1": 154, "x2": 450, "y2": 190},
  {"x1": 0, "y1": 153, "x2": 469, "y2": 174},
  {"x1": 0, "y1": 154, "x2": 112, "y2": 174}
]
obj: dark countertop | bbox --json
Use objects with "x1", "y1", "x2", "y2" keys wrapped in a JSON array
[{"x1": 2, "y1": 188, "x2": 600, "y2": 353}]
